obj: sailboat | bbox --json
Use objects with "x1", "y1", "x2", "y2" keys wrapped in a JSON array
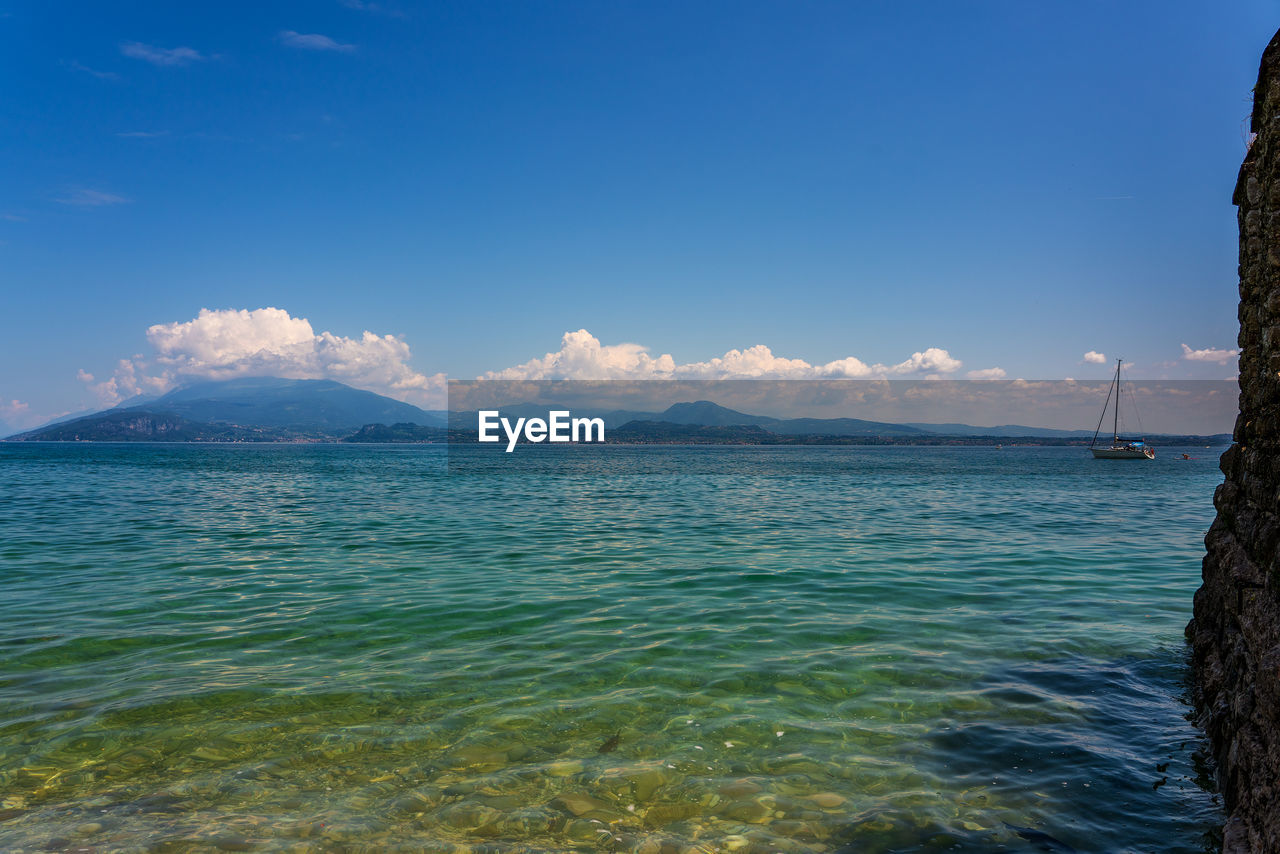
[{"x1": 1090, "y1": 359, "x2": 1155, "y2": 460}]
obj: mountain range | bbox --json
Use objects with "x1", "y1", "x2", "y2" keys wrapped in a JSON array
[
  {"x1": 448, "y1": 399, "x2": 927, "y2": 436},
  {"x1": 8, "y1": 378, "x2": 447, "y2": 442},
  {"x1": 4, "y1": 379, "x2": 1228, "y2": 444}
]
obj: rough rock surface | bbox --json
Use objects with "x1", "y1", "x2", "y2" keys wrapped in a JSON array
[{"x1": 1187, "y1": 28, "x2": 1280, "y2": 854}]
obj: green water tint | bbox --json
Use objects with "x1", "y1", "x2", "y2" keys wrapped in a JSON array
[{"x1": 0, "y1": 445, "x2": 1223, "y2": 851}]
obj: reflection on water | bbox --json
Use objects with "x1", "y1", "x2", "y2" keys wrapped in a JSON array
[{"x1": 0, "y1": 444, "x2": 1221, "y2": 851}]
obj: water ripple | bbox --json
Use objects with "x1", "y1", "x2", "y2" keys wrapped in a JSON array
[{"x1": 0, "y1": 444, "x2": 1222, "y2": 852}]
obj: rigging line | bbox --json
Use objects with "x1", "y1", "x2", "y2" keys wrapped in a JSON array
[
  {"x1": 1090, "y1": 373, "x2": 1116, "y2": 448},
  {"x1": 1121, "y1": 363, "x2": 1146, "y2": 437}
]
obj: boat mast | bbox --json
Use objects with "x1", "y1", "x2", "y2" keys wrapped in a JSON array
[
  {"x1": 1089, "y1": 361, "x2": 1118, "y2": 449},
  {"x1": 1113, "y1": 359, "x2": 1121, "y2": 443}
]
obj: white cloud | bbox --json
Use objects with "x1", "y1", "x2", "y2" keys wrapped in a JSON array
[
  {"x1": 483, "y1": 329, "x2": 675, "y2": 380},
  {"x1": 56, "y1": 189, "x2": 130, "y2": 207},
  {"x1": 148, "y1": 308, "x2": 317, "y2": 377},
  {"x1": 120, "y1": 42, "x2": 204, "y2": 66},
  {"x1": 67, "y1": 60, "x2": 120, "y2": 81},
  {"x1": 338, "y1": 0, "x2": 404, "y2": 16},
  {"x1": 1181, "y1": 343, "x2": 1239, "y2": 364},
  {"x1": 483, "y1": 330, "x2": 964, "y2": 381},
  {"x1": 816, "y1": 356, "x2": 875, "y2": 378},
  {"x1": 966, "y1": 367, "x2": 1007, "y2": 379},
  {"x1": 1, "y1": 399, "x2": 80, "y2": 434},
  {"x1": 1083, "y1": 350, "x2": 1107, "y2": 364},
  {"x1": 0, "y1": 399, "x2": 51, "y2": 435},
  {"x1": 79, "y1": 357, "x2": 171, "y2": 406},
  {"x1": 678, "y1": 345, "x2": 826, "y2": 379},
  {"x1": 279, "y1": 31, "x2": 356, "y2": 52},
  {"x1": 886, "y1": 347, "x2": 962, "y2": 375},
  {"x1": 85, "y1": 308, "x2": 443, "y2": 407}
]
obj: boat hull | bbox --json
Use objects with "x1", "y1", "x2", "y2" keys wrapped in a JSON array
[{"x1": 1091, "y1": 447, "x2": 1155, "y2": 460}]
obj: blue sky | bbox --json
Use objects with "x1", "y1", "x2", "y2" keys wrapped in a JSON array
[{"x1": 1, "y1": 1, "x2": 1275, "y2": 428}]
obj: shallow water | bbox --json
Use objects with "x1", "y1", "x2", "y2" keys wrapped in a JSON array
[{"x1": 0, "y1": 444, "x2": 1223, "y2": 852}]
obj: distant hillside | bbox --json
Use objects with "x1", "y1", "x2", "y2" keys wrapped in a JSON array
[
  {"x1": 8, "y1": 386, "x2": 1229, "y2": 445},
  {"x1": 448, "y1": 404, "x2": 653, "y2": 430},
  {"x1": 143, "y1": 378, "x2": 444, "y2": 431},
  {"x1": 608, "y1": 421, "x2": 778, "y2": 443},
  {"x1": 6, "y1": 377, "x2": 445, "y2": 441},
  {"x1": 657, "y1": 400, "x2": 926, "y2": 435},
  {"x1": 659, "y1": 401, "x2": 765, "y2": 426},
  {"x1": 903, "y1": 422, "x2": 1096, "y2": 438},
  {"x1": 8, "y1": 410, "x2": 306, "y2": 442},
  {"x1": 452, "y1": 400, "x2": 927, "y2": 436},
  {"x1": 606, "y1": 421, "x2": 1231, "y2": 446},
  {"x1": 342, "y1": 423, "x2": 449, "y2": 443}
]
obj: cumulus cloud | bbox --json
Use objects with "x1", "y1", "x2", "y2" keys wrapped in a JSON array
[
  {"x1": 966, "y1": 367, "x2": 1007, "y2": 379},
  {"x1": 120, "y1": 42, "x2": 204, "y2": 66},
  {"x1": 79, "y1": 357, "x2": 172, "y2": 406},
  {"x1": 279, "y1": 31, "x2": 356, "y2": 52},
  {"x1": 1181, "y1": 343, "x2": 1239, "y2": 364},
  {"x1": 678, "y1": 345, "x2": 834, "y2": 379},
  {"x1": 483, "y1": 330, "x2": 965, "y2": 381},
  {"x1": 148, "y1": 308, "x2": 317, "y2": 378},
  {"x1": 692, "y1": 343, "x2": 964, "y2": 379},
  {"x1": 84, "y1": 308, "x2": 443, "y2": 407},
  {"x1": 483, "y1": 329, "x2": 675, "y2": 380},
  {"x1": 886, "y1": 347, "x2": 962, "y2": 375},
  {"x1": 1083, "y1": 350, "x2": 1107, "y2": 364}
]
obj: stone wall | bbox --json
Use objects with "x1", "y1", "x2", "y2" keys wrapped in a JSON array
[{"x1": 1187, "y1": 28, "x2": 1280, "y2": 854}]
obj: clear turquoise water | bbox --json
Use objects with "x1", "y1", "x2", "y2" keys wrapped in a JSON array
[{"x1": 0, "y1": 443, "x2": 1223, "y2": 852}]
